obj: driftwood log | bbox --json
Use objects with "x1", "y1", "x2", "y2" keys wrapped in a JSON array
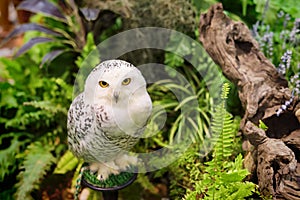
[{"x1": 199, "y1": 3, "x2": 300, "y2": 199}]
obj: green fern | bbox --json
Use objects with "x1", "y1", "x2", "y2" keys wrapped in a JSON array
[
  {"x1": 15, "y1": 141, "x2": 56, "y2": 200},
  {"x1": 0, "y1": 133, "x2": 31, "y2": 181},
  {"x1": 211, "y1": 82, "x2": 235, "y2": 165},
  {"x1": 184, "y1": 83, "x2": 257, "y2": 199},
  {"x1": 5, "y1": 110, "x2": 54, "y2": 129}
]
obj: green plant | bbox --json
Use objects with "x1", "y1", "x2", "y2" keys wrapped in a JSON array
[
  {"x1": 0, "y1": 1, "x2": 263, "y2": 199},
  {"x1": 183, "y1": 83, "x2": 257, "y2": 199},
  {"x1": 0, "y1": 50, "x2": 74, "y2": 199},
  {"x1": 220, "y1": 0, "x2": 300, "y2": 26},
  {"x1": 15, "y1": 141, "x2": 57, "y2": 199},
  {"x1": 252, "y1": 11, "x2": 300, "y2": 94},
  {"x1": 1, "y1": 0, "x2": 86, "y2": 64}
]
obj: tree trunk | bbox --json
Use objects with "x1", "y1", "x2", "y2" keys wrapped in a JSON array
[{"x1": 199, "y1": 3, "x2": 300, "y2": 199}]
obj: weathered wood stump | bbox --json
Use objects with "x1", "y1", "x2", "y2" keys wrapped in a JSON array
[{"x1": 199, "y1": 3, "x2": 300, "y2": 199}]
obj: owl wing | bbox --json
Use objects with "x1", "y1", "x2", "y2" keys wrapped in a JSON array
[
  {"x1": 67, "y1": 93, "x2": 94, "y2": 160},
  {"x1": 67, "y1": 94, "x2": 126, "y2": 163}
]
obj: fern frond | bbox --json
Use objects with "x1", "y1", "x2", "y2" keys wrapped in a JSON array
[
  {"x1": 5, "y1": 110, "x2": 52, "y2": 129},
  {"x1": 189, "y1": 83, "x2": 257, "y2": 199},
  {"x1": 24, "y1": 100, "x2": 67, "y2": 115},
  {"x1": 210, "y1": 83, "x2": 235, "y2": 164},
  {"x1": 0, "y1": 133, "x2": 31, "y2": 181},
  {"x1": 15, "y1": 141, "x2": 56, "y2": 200},
  {"x1": 221, "y1": 82, "x2": 230, "y2": 100}
]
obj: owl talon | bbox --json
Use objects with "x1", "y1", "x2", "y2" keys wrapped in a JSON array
[
  {"x1": 96, "y1": 167, "x2": 119, "y2": 181},
  {"x1": 97, "y1": 174, "x2": 106, "y2": 181},
  {"x1": 89, "y1": 161, "x2": 120, "y2": 181}
]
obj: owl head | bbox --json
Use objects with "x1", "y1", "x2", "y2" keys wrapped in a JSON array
[
  {"x1": 84, "y1": 59, "x2": 147, "y2": 104},
  {"x1": 83, "y1": 60, "x2": 152, "y2": 133}
]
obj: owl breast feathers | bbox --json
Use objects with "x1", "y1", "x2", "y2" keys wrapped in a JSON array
[{"x1": 67, "y1": 59, "x2": 152, "y2": 164}]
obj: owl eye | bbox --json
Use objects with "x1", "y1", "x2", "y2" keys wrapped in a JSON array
[
  {"x1": 122, "y1": 78, "x2": 131, "y2": 85},
  {"x1": 99, "y1": 81, "x2": 109, "y2": 88}
]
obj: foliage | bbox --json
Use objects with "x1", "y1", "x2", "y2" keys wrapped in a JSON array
[
  {"x1": 15, "y1": 141, "x2": 56, "y2": 200},
  {"x1": 0, "y1": 0, "x2": 282, "y2": 199},
  {"x1": 0, "y1": 52, "x2": 73, "y2": 198},
  {"x1": 259, "y1": 120, "x2": 268, "y2": 131},
  {"x1": 1, "y1": 0, "x2": 85, "y2": 65},
  {"x1": 81, "y1": 0, "x2": 197, "y2": 36},
  {"x1": 53, "y1": 150, "x2": 79, "y2": 174},
  {"x1": 183, "y1": 83, "x2": 257, "y2": 199},
  {"x1": 220, "y1": 0, "x2": 300, "y2": 25},
  {"x1": 0, "y1": 1, "x2": 86, "y2": 198},
  {"x1": 0, "y1": 133, "x2": 31, "y2": 181},
  {"x1": 210, "y1": 83, "x2": 235, "y2": 163},
  {"x1": 252, "y1": 10, "x2": 300, "y2": 94}
]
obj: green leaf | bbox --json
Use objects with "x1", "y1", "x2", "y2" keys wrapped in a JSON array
[
  {"x1": 221, "y1": 82, "x2": 230, "y2": 100},
  {"x1": 165, "y1": 52, "x2": 184, "y2": 68},
  {"x1": 259, "y1": 120, "x2": 268, "y2": 131},
  {"x1": 220, "y1": 169, "x2": 250, "y2": 183},
  {"x1": 227, "y1": 182, "x2": 256, "y2": 200},
  {"x1": 0, "y1": 133, "x2": 31, "y2": 181},
  {"x1": 54, "y1": 150, "x2": 79, "y2": 174},
  {"x1": 241, "y1": 0, "x2": 248, "y2": 16},
  {"x1": 75, "y1": 32, "x2": 98, "y2": 68},
  {"x1": 1, "y1": 92, "x2": 18, "y2": 108},
  {"x1": 15, "y1": 141, "x2": 56, "y2": 200}
]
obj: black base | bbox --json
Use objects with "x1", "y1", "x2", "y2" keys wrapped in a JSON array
[
  {"x1": 81, "y1": 169, "x2": 137, "y2": 200},
  {"x1": 81, "y1": 172, "x2": 137, "y2": 191}
]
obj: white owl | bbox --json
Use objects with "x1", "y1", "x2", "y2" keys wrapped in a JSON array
[{"x1": 67, "y1": 59, "x2": 152, "y2": 180}]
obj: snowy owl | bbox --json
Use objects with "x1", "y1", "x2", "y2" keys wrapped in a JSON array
[{"x1": 67, "y1": 59, "x2": 152, "y2": 180}]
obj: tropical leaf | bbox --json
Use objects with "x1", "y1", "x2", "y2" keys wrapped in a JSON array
[
  {"x1": 17, "y1": 0, "x2": 66, "y2": 21},
  {"x1": 0, "y1": 23, "x2": 61, "y2": 47},
  {"x1": 14, "y1": 37, "x2": 53, "y2": 57},
  {"x1": 54, "y1": 150, "x2": 79, "y2": 174}
]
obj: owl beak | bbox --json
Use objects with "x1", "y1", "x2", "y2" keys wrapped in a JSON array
[{"x1": 113, "y1": 92, "x2": 120, "y2": 103}]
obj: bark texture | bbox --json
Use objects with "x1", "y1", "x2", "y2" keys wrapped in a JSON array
[{"x1": 199, "y1": 3, "x2": 300, "y2": 199}]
